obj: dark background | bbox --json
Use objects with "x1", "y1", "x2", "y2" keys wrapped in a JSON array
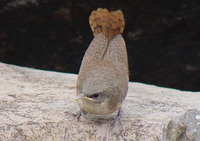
[{"x1": 0, "y1": 0, "x2": 200, "y2": 91}]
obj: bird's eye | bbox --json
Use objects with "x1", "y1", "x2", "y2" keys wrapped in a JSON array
[{"x1": 89, "y1": 93, "x2": 100, "y2": 99}]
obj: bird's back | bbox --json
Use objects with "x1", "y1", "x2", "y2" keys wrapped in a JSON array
[{"x1": 76, "y1": 8, "x2": 129, "y2": 115}]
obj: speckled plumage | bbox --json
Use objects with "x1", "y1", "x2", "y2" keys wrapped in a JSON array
[{"x1": 76, "y1": 8, "x2": 129, "y2": 115}]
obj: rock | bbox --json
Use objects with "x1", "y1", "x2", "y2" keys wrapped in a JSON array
[
  {"x1": 1, "y1": 1, "x2": 200, "y2": 91},
  {"x1": 0, "y1": 62, "x2": 200, "y2": 141},
  {"x1": 0, "y1": 0, "x2": 38, "y2": 12}
]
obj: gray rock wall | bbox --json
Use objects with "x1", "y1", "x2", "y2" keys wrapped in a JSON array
[
  {"x1": 0, "y1": 62, "x2": 200, "y2": 141},
  {"x1": 1, "y1": 1, "x2": 200, "y2": 91}
]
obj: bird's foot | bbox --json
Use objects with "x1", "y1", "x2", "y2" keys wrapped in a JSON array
[
  {"x1": 75, "y1": 110, "x2": 88, "y2": 121},
  {"x1": 111, "y1": 108, "x2": 124, "y2": 131}
]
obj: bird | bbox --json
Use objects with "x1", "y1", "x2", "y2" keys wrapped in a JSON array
[{"x1": 76, "y1": 8, "x2": 129, "y2": 120}]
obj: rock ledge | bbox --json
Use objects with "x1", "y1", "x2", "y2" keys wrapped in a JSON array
[{"x1": 0, "y1": 62, "x2": 200, "y2": 141}]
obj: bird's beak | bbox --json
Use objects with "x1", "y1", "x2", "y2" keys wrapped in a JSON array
[{"x1": 75, "y1": 93, "x2": 93, "y2": 101}]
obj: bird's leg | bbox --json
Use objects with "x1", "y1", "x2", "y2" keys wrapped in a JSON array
[
  {"x1": 76, "y1": 110, "x2": 82, "y2": 120},
  {"x1": 76, "y1": 110, "x2": 88, "y2": 121},
  {"x1": 111, "y1": 108, "x2": 123, "y2": 128}
]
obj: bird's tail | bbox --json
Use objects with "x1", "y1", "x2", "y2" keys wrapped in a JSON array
[{"x1": 89, "y1": 8, "x2": 125, "y2": 43}]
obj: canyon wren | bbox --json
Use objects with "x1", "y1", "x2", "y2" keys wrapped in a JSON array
[{"x1": 76, "y1": 8, "x2": 129, "y2": 117}]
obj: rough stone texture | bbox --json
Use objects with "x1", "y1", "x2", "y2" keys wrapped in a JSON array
[{"x1": 0, "y1": 62, "x2": 200, "y2": 141}]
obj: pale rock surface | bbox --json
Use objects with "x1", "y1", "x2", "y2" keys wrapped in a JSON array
[{"x1": 0, "y1": 62, "x2": 200, "y2": 141}]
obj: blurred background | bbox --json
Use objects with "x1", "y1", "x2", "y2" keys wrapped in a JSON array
[{"x1": 0, "y1": 0, "x2": 199, "y2": 91}]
